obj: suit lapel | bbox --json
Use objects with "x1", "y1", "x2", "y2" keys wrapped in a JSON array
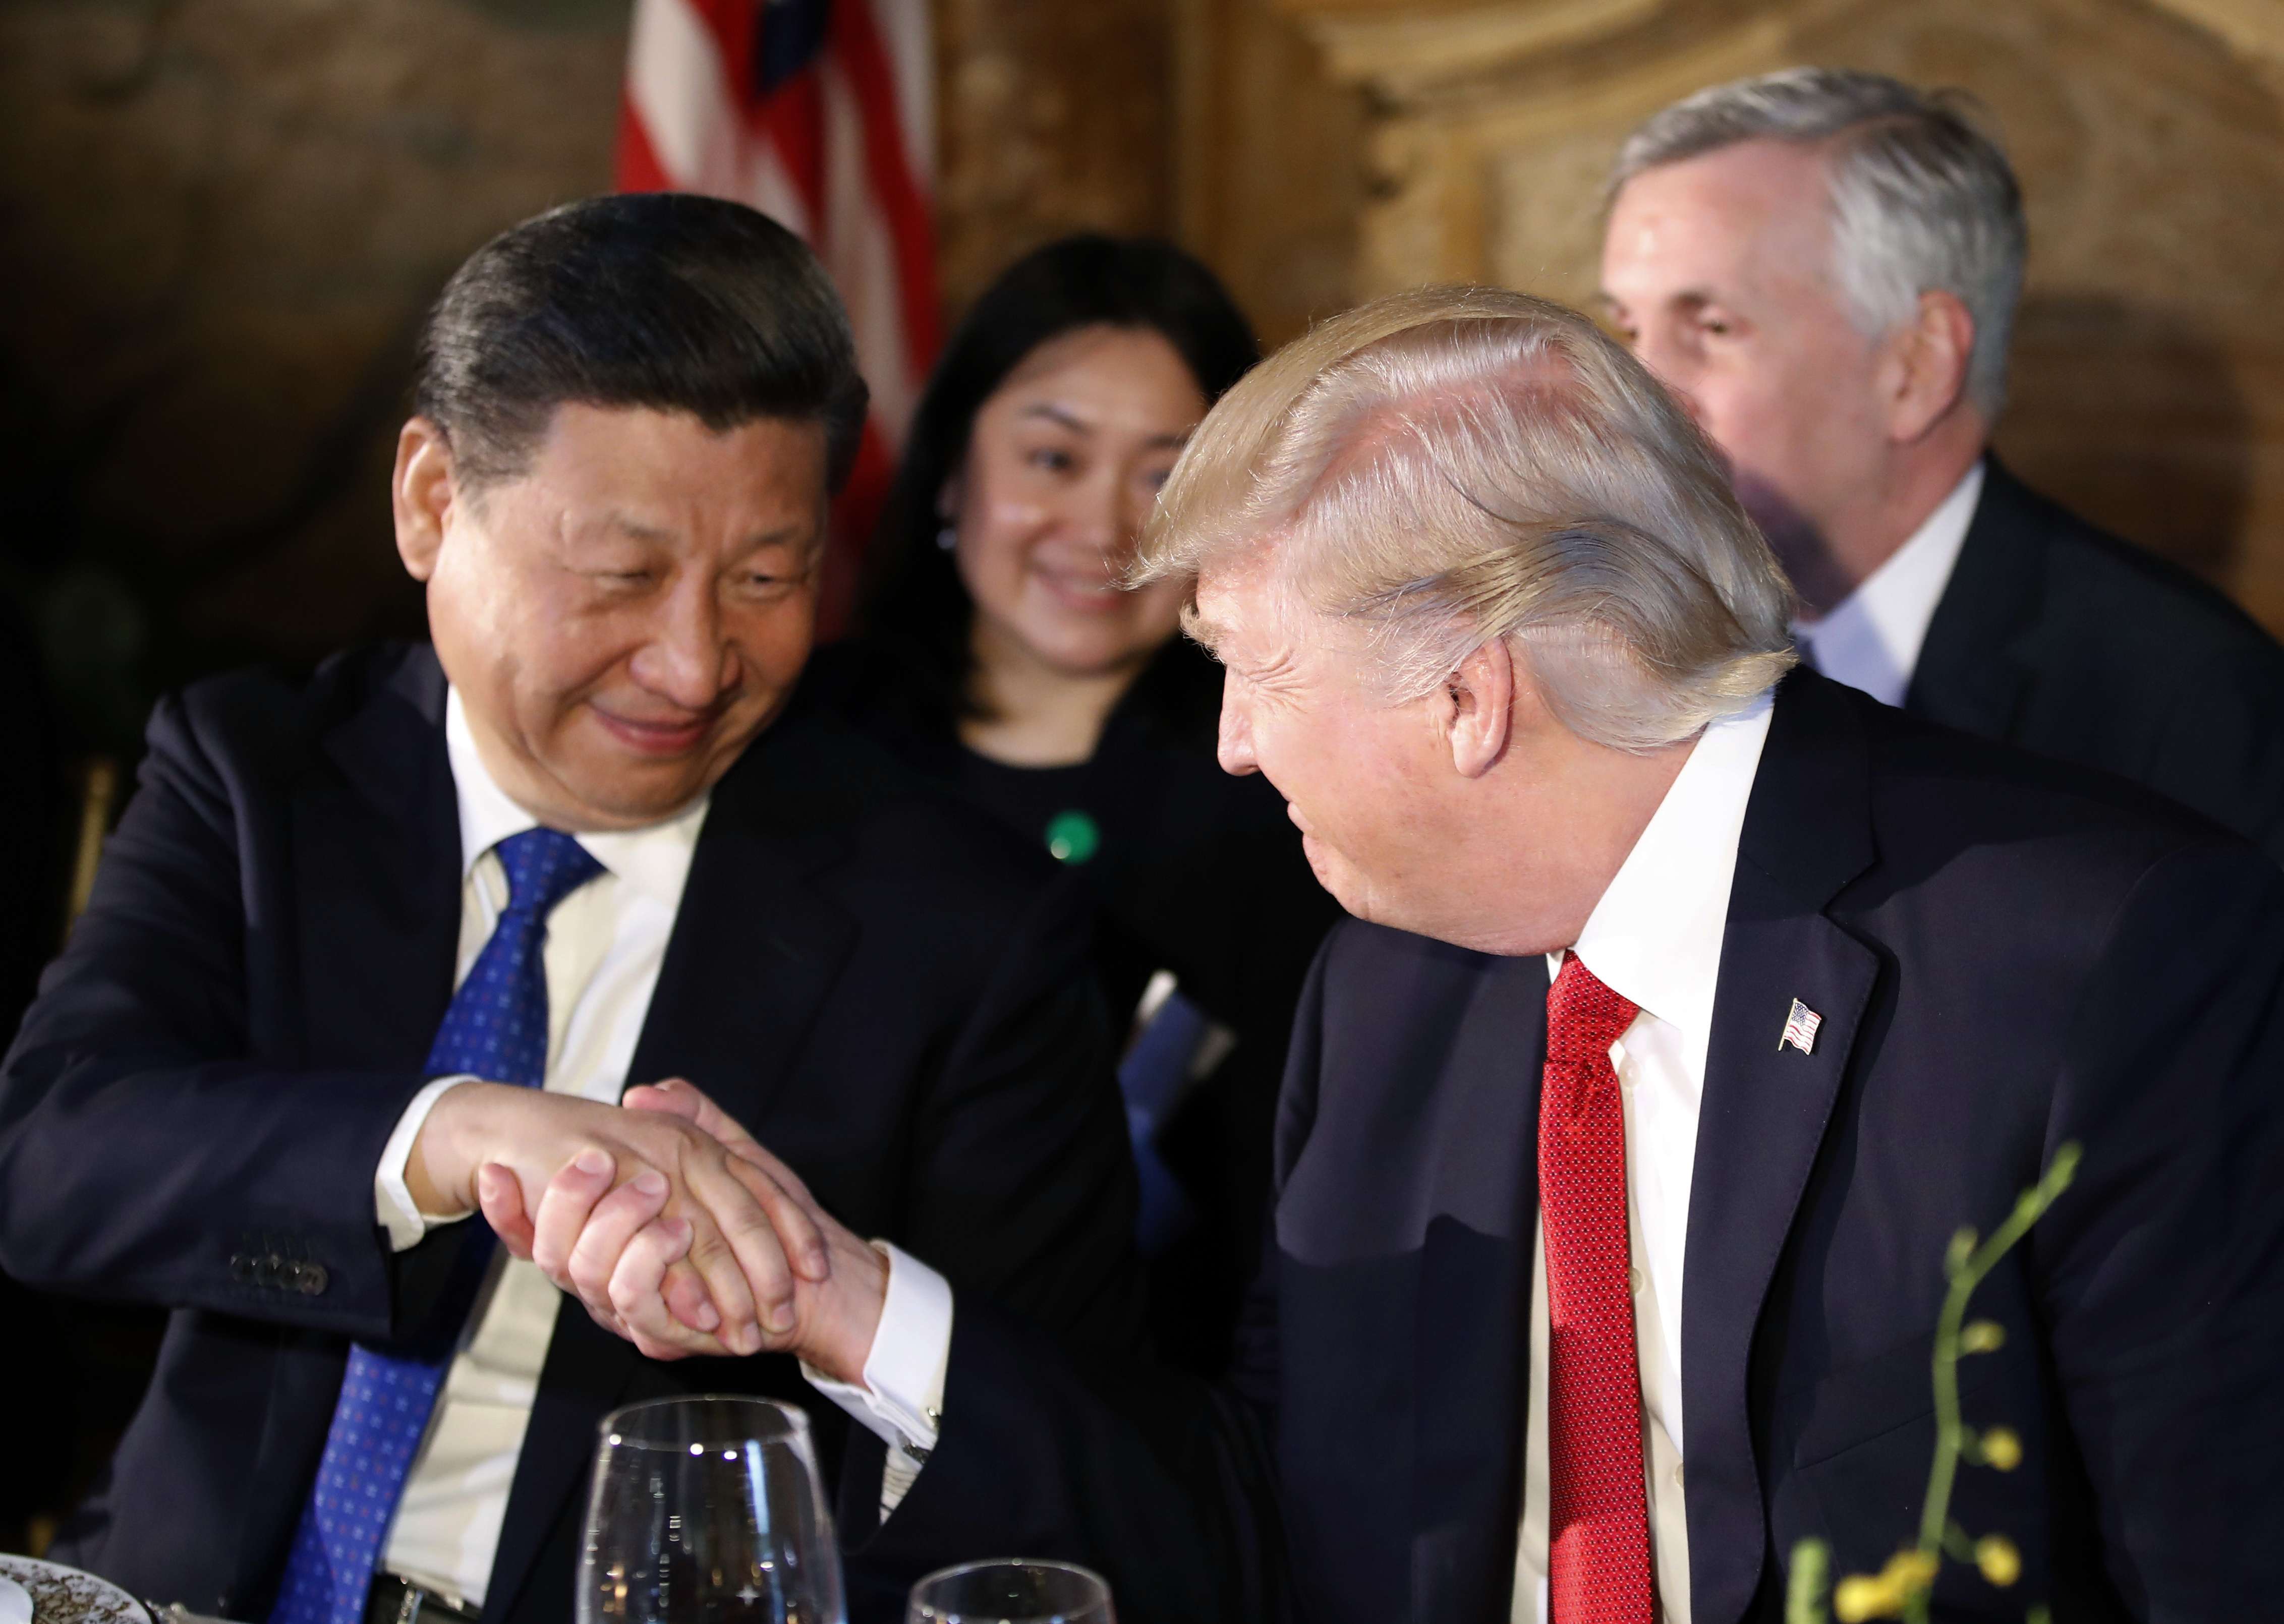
[
  {"x1": 483, "y1": 716, "x2": 861, "y2": 1622},
  {"x1": 1682, "y1": 673, "x2": 1881, "y2": 1624},
  {"x1": 297, "y1": 646, "x2": 460, "y2": 1070},
  {"x1": 244, "y1": 649, "x2": 462, "y2": 1594},
  {"x1": 1904, "y1": 457, "x2": 2041, "y2": 738},
  {"x1": 1410, "y1": 951, "x2": 1547, "y2": 1624},
  {"x1": 631, "y1": 815, "x2": 859, "y2": 1097}
]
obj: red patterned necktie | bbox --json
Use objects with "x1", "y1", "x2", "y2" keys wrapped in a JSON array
[{"x1": 1540, "y1": 955, "x2": 1655, "y2": 1624}]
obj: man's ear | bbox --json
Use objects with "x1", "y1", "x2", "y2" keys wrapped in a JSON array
[
  {"x1": 393, "y1": 418, "x2": 459, "y2": 583},
  {"x1": 1882, "y1": 289, "x2": 1977, "y2": 445},
  {"x1": 1440, "y1": 636, "x2": 1516, "y2": 779}
]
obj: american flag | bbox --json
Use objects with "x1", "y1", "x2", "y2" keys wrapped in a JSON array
[
  {"x1": 1779, "y1": 997, "x2": 1822, "y2": 1056},
  {"x1": 617, "y1": 0, "x2": 942, "y2": 633}
]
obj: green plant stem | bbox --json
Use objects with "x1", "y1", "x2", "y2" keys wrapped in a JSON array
[
  {"x1": 1906, "y1": 1144, "x2": 2081, "y2": 1624},
  {"x1": 1785, "y1": 1538, "x2": 1830, "y2": 1624}
]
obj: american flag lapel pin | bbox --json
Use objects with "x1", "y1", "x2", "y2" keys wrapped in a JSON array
[{"x1": 1779, "y1": 998, "x2": 1822, "y2": 1056}]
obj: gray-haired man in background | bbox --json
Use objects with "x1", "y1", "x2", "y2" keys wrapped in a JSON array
[{"x1": 1601, "y1": 68, "x2": 2284, "y2": 860}]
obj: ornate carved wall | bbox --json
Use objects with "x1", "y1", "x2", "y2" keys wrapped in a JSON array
[
  {"x1": 1180, "y1": 0, "x2": 2284, "y2": 634},
  {"x1": 0, "y1": 0, "x2": 632, "y2": 749},
  {"x1": 936, "y1": 0, "x2": 1176, "y2": 314}
]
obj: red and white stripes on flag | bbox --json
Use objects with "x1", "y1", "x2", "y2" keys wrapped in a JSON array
[{"x1": 618, "y1": 0, "x2": 942, "y2": 633}]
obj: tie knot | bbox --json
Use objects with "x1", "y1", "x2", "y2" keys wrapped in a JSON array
[
  {"x1": 1547, "y1": 955, "x2": 1640, "y2": 1064},
  {"x1": 493, "y1": 827, "x2": 604, "y2": 918}
]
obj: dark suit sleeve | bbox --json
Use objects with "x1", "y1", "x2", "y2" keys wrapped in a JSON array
[
  {"x1": 845, "y1": 1294, "x2": 1284, "y2": 1624},
  {"x1": 842, "y1": 909, "x2": 1321, "y2": 1624},
  {"x1": 0, "y1": 694, "x2": 436, "y2": 1339},
  {"x1": 2143, "y1": 675, "x2": 2284, "y2": 867},
  {"x1": 890, "y1": 873, "x2": 1146, "y2": 1359},
  {"x1": 2037, "y1": 839, "x2": 2284, "y2": 1614}
]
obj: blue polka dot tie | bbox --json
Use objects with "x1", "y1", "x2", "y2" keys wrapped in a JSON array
[{"x1": 268, "y1": 828, "x2": 604, "y2": 1624}]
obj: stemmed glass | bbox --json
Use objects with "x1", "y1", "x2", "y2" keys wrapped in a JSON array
[
  {"x1": 579, "y1": 1395, "x2": 846, "y2": 1624},
  {"x1": 906, "y1": 1560, "x2": 1115, "y2": 1624}
]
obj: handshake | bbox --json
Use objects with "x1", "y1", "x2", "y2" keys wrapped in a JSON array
[{"x1": 405, "y1": 1078, "x2": 884, "y2": 1381}]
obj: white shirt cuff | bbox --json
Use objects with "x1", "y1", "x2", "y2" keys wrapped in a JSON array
[
  {"x1": 373, "y1": 1075, "x2": 483, "y2": 1252},
  {"x1": 802, "y1": 1241, "x2": 951, "y2": 1513}
]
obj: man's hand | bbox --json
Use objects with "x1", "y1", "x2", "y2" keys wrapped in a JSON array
[
  {"x1": 478, "y1": 1079, "x2": 890, "y2": 1376},
  {"x1": 409, "y1": 1082, "x2": 830, "y2": 1357}
]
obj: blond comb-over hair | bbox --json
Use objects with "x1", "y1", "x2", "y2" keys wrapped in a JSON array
[{"x1": 1133, "y1": 285, "x2": 1797, "y2": 750}]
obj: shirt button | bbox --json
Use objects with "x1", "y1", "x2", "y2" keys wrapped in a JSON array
[
  {"x1": 1628, "y1": 1266, "x2": 1645, "y2": 1295},
  {"x1": 1673, "y1": 1462, "x2": 1686, "y2": 1489}
]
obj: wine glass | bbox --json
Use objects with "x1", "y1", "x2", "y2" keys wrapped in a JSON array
[
  {"x1": 905, "y1": 1560, "x2": 1115, "y2": 1624},
  {"x1": 580, "y1": 1395, "x2": 846, "y2": 1624}
]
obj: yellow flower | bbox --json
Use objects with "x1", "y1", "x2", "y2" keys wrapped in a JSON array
[
  {"x1": 1976, "y1": 1534, "x2": 2023, "y2": 1588},
  {"x1": 1832, "y1": 1551, "x2": 1939, "y2": 1621},
  {"x1": 1979, "y1": 1426, "x2": 2023, "y2": 1471},
  {"x1": 1959, "y1": 1319, "x2": 2006, "y2": 1354},
  {"x1": 1831, "y1": 1577, "x2": 1893, "y2": 1621}
]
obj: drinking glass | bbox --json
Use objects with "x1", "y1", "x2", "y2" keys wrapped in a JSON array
[
  {"x1": 580, "y1": 1395, "x2": 846, "y2": 1624},
  {"x1": 905, "y1": 1560, "x2": 1115, "y2": 1624}
]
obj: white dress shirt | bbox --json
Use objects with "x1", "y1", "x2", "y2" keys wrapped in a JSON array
[
  {"x1": 1510, "y1": 690, "x2": 1772, "y2": 1623},
  {"x1": 826, "y1": 691, "x2": 1777, "y2": 1603},
  {"x1": 367, "y1": 687, "x2": 708, "y2": 1607},
  {"x1": 1792, "y1": 462, "x2": 1983, "y2": 706}
]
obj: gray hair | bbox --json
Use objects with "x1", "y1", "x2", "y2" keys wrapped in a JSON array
[
  {"x1": 1135, "y1": 286, "x2": 1797, "y2": 752},
  {"x1": 1613, "y1": 67, "x2": 2026, "y2": 419}
]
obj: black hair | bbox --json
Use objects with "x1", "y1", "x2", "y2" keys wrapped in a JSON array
[
  {"x1": 853, "y1": 234, "x2": 1259, "y2": 739},
  {"x1": 413, "y1": 193, "x2": 870, "y2": 490}
]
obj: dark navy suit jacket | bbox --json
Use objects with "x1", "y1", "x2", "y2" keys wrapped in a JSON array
[
  {"x1": 0, "y1": 643, "x2": 1142, "y2": 1624},
  {"x1": 851, "y1": 669, "x2": 2284, "y2": 1624},
  {"x1": 1910, "y1": 459, "x2": 2284, "y2": 864}
]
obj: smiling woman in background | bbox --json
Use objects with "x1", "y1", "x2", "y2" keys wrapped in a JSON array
[{"x1": 812, "y1": 235, "x2": 1339, "y2": 1374}]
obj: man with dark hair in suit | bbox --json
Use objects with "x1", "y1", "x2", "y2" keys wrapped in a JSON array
[
  {"x1": 0, "y1": 194, "x2": 1138, "y2": 1624},
  {"x1": 1601, "y1": 68, "x2": 2284, "y2": 861},
  {"x1": 528, "y1": 285, "x2": 2284, "y2": 1622}
]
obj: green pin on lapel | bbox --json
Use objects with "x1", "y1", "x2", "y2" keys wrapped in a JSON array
[{"x1": 1045, "y1": 809, "x2": 1101, "y2": 864}]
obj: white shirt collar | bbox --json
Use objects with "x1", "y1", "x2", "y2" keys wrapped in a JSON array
[
  {"x1": 1550, "y1": 689, "x2": 1775, "y2": 1080},
  {"x1": 443, "y1": 685, "x2": 711, "y2": 904},
  {"x1": 1793, "y1": 460, "x2": 1984, "y2": 708}
]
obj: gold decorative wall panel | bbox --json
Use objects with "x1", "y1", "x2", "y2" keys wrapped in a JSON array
[{"x1": 936, "y1": 0, "x2": 1178, "y2": 314}]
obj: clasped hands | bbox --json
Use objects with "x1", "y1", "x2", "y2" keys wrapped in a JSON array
[{"x1": 406, "y1": 1078, "x2": 882, "y2": 1381}]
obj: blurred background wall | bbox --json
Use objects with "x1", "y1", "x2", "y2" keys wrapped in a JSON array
[{"x1": 14, "y1": 0, "x2": 2284, "y2": 776}]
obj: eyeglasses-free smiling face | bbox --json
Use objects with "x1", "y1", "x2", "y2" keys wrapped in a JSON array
[
  {"x1": 1599, "y1": 138, "x2": 1895, "y2": 575},
  {"x1": 1188, "y1": 552, "x2": 1477, "y2": 934},
  {"x1": 394, "y1": 401, "x2": 830, "y2": 831},
  {"x1": 1190, "y1": 548, "x2": 1691, "y2": 957},
  {"x1": 946, "y1": 323, "x2": 1209, "y2": 687}
]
